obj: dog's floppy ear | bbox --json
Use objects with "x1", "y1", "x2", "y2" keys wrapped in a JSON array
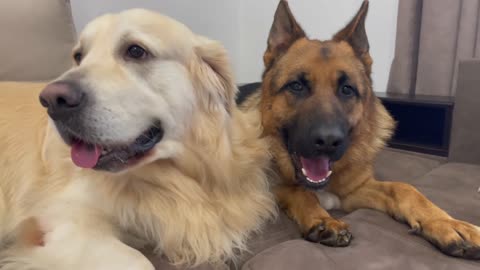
[
  {"x1": 333, "y1": 0, "x2": 372, "y2": 74},
  {"x1": 264, "y1": 0, "x2": 306, "y2": 70},
  {"x1": 193, "y1": 37, "x2": 236, "y2": 114}
]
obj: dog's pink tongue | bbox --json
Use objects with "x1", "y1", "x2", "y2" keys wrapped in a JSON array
[
  {"x1": 71, "y1": 141, "x2": 102, "y2": 169},
  {"x1": 300, "y1": 157, "x2": 330, "y2": 182}
]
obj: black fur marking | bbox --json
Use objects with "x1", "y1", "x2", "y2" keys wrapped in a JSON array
[
  {"x1": 320, "y1": 46, "x2": 330, "y2": 59},
  {"x1": 236, "y1": 82, "x2": 262, "y2": 105},
  {"x1": 338, "y1": 72, "x2": 349, "y2": 86}
]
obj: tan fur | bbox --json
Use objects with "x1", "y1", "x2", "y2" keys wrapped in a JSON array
[
  {"x1": 0, "y1": 9, "x2": 275, "y2": 269},
  {"x1": 243, "y1": 0, "x2": 480, "y2": 259}
]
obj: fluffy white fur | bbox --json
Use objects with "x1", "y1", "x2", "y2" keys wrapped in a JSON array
[
  {"x1": 0, "y1": 9, "x2": 276, "y2": 269},
  {"x1": 314, "y1": 191, "x2": 341, "y2": 210}
]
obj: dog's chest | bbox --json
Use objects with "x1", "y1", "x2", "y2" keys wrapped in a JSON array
[{"x1": 314, "y1": 190, "x2": 341, "y2": 210}]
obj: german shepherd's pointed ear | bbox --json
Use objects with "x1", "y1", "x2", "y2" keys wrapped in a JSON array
[
  {"x1": 333, "y1": 0, "x2": 372, "y2": 74},
  {"x1": 264, "y1": 0, "x2": 306, "y2": 70},
  {"x1": 193, "y1": 37, "x2": 236, "y2": 114}
]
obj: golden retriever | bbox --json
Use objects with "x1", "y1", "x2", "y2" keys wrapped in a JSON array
[{"x1": 0, "y1": 9, "x2": 275, "y2": 269}]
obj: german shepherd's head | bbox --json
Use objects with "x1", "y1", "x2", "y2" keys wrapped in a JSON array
[{"x1": 261, "y1": 0, "x2": 392, "y2": 189}]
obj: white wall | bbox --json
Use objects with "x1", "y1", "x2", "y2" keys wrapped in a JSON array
[
  {"x1": 71, "y1": 0, "x2": 397, "y2": 92},
  {"x1": 70, "y1": 0, "x2": 242, "y2": 74}
]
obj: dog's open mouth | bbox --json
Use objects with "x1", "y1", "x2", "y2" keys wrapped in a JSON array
[
  {"x1": 68, "y1": 125, "x2": 163, "y2": 172},
  {"x1": 280, "y1": 128, "x2": 333, "y2": 189},
  {"x1": 293, "y1": 154, "x2": 332, "y2": 189},
  {"x1": 300, "y1": 156, "x2": 332, "y2": 184}
]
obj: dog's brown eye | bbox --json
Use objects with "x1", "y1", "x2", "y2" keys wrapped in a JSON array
[
  {"x1": 73, "y1": 52, "x2": 82, "y2": 64},
  {"x1": 126, "y1": 45, "x2": 147, "y2": 59},
  {"x1": 289, "y1": 81, "x2": 304, "y2": 92},
  {"x1": 340, "y1": 85, "x2": 355, "y2": 97}
]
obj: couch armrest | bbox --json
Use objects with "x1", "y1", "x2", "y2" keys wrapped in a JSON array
[{"x1": 449, "y1": 59, "x2": 480, "y2": 164}]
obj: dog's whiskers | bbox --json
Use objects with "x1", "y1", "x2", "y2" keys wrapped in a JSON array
[
  {"x1": 114, "y1": 154, "x2": 127, "y2": 164},
  {"x1": 139, "y1": 134, "x2": 153, "y2": 141}
]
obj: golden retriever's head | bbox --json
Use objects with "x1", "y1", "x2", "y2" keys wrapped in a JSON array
[{"x1": 39, "y1": 9, "x2": 236, "y2": 173}]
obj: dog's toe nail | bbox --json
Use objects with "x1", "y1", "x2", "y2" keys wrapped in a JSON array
[
  {"x1": 408, "y1": 226, "x2": 421, "y2": 235},
  {"x1": 339, "y1": 229, "x2": 348, "y2": 236},
  {"x1": 339, "y1": 232, "x2": 352, "y2": 246}
]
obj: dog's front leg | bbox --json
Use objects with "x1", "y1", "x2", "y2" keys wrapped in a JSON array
[
  {"x1": 275, "y1": 184, "x2": 352, "y2": 247},
  {"x1": 341, "y1": 179, "x2": 480, "y2": 260}
]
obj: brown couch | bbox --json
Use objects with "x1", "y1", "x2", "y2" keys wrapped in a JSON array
[{"x1": 1, "y1": 1, "x2": 479, "y2": 269}]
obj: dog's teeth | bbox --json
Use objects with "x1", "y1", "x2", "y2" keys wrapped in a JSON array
[
  {"x1": 301, "y1": 168, "x2": 307, "y2": 176},
  {"x1": 327, "y1": 171, "x2": 332, "y2": 178}
]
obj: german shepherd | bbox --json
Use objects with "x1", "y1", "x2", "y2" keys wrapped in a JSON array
[{"x1": 240, "y1": 0, "x2": 480, "y2": 260}]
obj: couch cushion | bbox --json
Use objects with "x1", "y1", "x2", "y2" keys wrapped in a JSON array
[
  {"x1": 374, "y1": 148, "x2": 445, "y2": 182},
  {"x1": 0, "y1": 0, "x2": 76, "y2": 81},
  {"x1": 412, "y1": 163, "x2": 480, "y2": 224},
  {"x1": 243, "y1": 210, "x2": 480, "y2": 270}
]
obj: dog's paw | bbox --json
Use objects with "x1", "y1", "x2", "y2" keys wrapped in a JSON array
[
  {"x1": 304, "y1": 218, "x2": 352, "y2": 247},
  {"x1": 419, "y1": 219, "x2": 480, "y2": 260}
]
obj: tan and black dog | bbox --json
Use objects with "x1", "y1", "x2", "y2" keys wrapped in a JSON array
[{"x1": 239, "y1": 0, "x2": 480, "y2": 260}]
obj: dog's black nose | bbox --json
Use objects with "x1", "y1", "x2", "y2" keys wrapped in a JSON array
[
  {"x1": 311, "y1": 126, "x2": 345, "y2": 153},
  {"x1": 39, "y1": 81, "x2": 86, "y2": 120}
]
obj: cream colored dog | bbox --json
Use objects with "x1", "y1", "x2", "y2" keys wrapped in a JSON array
[{"x1": 0, "y1": 9, "x2": 275, "y2": 269}]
